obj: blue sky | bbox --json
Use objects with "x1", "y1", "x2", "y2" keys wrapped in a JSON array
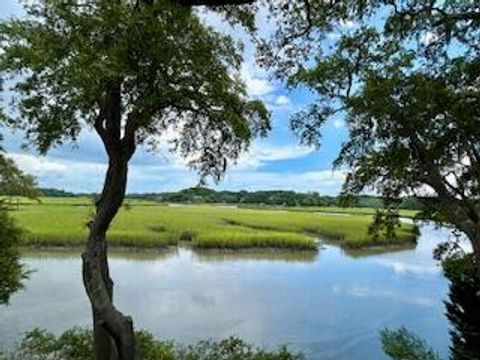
[{"x1": 0, "y1": 1, "x2": 349, "y2": 194}]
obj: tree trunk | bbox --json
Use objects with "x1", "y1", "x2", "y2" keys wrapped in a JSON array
[
  {"x1": 82, "y1": 156, "x2": 137, "y2": 360},
  {"x1": 467, "y1": 226, "x2": 480, "y2": 281}
]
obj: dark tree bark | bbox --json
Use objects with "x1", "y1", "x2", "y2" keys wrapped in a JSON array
[
  {"x1": 82, "y1": 81, "x2": 138, "y2": 360},
  {"x1": 83, "y1": 156, "x2": 136, "y2": 360},
  {"x1": 466, "y1": 227, "x2": 480, "y2": 280}
]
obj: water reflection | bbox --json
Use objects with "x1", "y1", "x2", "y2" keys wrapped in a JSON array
[
  {"x1": 21, "y1": 248, "x2": 178, "y2": 262},
  {"x1": 340, "y1": 243, "x2": 417, "y2": 258},
  {"x1": 0, "y1": 223, "x2": 452, "y2": 360},
  {"x1": 193, "y1": 249, "x2": 318, "y2": 263}
]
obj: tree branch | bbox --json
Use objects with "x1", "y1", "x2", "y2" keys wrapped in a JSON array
[
  {"x1": 137, "y1": 0, "x2": 255, "y2": 6},
  {"x1": 177, "y1": 0, "x2": 255, "y2": 5}
]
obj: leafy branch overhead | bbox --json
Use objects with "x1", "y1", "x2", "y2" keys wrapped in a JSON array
[
  {"x1": 0, "y1": 0, "x2": 270, "y2": 182},
  {"x1": 256, "y1": 0, "x2": 480, "y2": 271}
]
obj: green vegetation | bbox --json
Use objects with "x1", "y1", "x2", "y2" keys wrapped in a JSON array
[
  {"x1": 239, "y1": 205, "x2": 418, "y2": 219},
  {"x1": 0, "y1": 328, "x2": 302, "y2": 360},
  {"x1": 0, "y1": 201, "x2": 26, "y2": 304},
  {"x1": 0, "y1": 151, "x2": 38, "y2": 304},
  {"x1": 12, "y1": 198, "x2": 418, "y2": 250},
  {"x1": 380, "y1": 327, "x2": 441, "y2": 360},
  {"x1": 38, "y1": 186, "x2": 426, "y2": 211},
  {"x1": 259, "y1": 0, "x2": 480, "y2": 274}
]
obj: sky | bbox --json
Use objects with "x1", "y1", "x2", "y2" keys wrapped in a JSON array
[{"x1": 0, "y1": 1, "x2": 349, "y2": 194}]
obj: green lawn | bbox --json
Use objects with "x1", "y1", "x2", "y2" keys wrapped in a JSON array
[{"x1": 11, "y1": 198, "x2": 419, "y2": 250}]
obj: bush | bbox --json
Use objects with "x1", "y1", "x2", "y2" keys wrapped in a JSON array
[
  {"x1": 0, "y1": 202, "x2": 27, "y2": 304},
  {"x1": 1, "y1": 329, "x2": 302, "y2": 360},
  {"x1": 380, "y1": 327, "x2": 441, "y2": 360}
]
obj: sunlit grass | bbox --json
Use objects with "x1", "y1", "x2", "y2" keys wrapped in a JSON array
[
  {"x1": 11, "y1": 198, "x2": 418, "y2": 250},
  {"x1": 240, "y1": 204, "x2": 419, "y2": 218}
]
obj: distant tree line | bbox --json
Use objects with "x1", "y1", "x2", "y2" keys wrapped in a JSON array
[
  {"x1": 133, "y1": 188, "x2": 425, "y2": 209},
  {"x1": 38, "y1": 188, "x2": 76, "y2": 198},
  {"x1": 37, "y1": 186, "x2": 423, "y2": 210}
]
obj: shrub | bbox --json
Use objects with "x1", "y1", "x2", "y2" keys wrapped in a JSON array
[
  {"x1": 1, "y1": 329, "x2": 302, "y2": 360},
  {"x1": 380, "y1": 327, "x2": 441, "y2": 360}
]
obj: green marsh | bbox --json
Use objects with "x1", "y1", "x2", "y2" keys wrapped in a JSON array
[{"x1": 11, "y1": 198, "x2": 418, "y2": 250}]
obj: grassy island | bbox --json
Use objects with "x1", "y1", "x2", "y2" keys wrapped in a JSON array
[{"x1": 10, "y1": 197, "x2": 418, "y2": 251}]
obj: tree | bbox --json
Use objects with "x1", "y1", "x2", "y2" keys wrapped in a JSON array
[
  {"x1": 0, "y1": 145, "x2": 37, "y2": 304},
  {"x1": 439, "y1": 247, "x2": 480, "y2": 359},
  {"x1": 258, "y1": 1, "x2": 480, "y2": 275},
  {"x1": 0, "y1": 198, "x2": 25, "y2": 305},
  {"x1": 0, "y1": 155, "x2": 38, "y2": 200},
  {"x1": 380, "y1": 327, "x2": 441, "y2": 360},
  {"x1": 0, "y1": 1, "x2": 269, "y2": 359}
]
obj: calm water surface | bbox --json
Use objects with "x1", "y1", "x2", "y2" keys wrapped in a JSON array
[{"x1": 0, "y1": 223, "x2": 452, "y2": 359}]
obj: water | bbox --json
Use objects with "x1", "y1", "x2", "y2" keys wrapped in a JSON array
[{"x1": 0, "y1": 223, "x2": 452, "y2": 359}]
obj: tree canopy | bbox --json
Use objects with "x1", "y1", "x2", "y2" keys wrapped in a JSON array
[
  {"x1": 0, "y1": 0, "x2": 269, "y2": 180},
  {"x1": 258, "y1": 0, "x2": 480, "y2": 267}
]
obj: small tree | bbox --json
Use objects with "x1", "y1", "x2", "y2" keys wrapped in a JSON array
[
  {"x1": 0, "y1": 198, "x2": 25, "y2": 305},
  {"x1": 381, "y1": 327, "x2": 441, "y2": 360},
  {"x1": 0, "y1": 1, "x2": 269, "y2": 359},
  {"x1": 0, "y1": 153, "x2": 39, "y2": 202},
  {"x1": 0, "y1": 147, "x2": 37, "y2": 304}
]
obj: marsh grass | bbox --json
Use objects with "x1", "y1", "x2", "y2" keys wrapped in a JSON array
[{"x1": 11, "y1": 198, "x2": 418, "y2": 251}]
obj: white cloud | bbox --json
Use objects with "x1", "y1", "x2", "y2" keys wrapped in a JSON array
[
  {"x1": 7, "y1": 152, "x2": 107, "y2": 193},
  {"x1": 334, "y1": 285, "x2": 435, "y2": 307},
  {"x1": 274, "y1": 95, "x2": 291, "y2": 107},
  {"x1": 376, "y1": 260, "x2": 440, "y2": 276},
  {"x1": 241, "y1": 64, "x2": 275, "y2": 97},
  {"x1": 8, "y1": 154, "x2": 68, "y2": 173},
  {"x1": 8, "y1": 153, "x2": 69, "y2": 173},
  {"x1": 8, "y1": 153, "x2": 107, "y2": 176},
  {"x1": 222, "y1": 169, "x2": 347, "y2": 193},
  {"x1": 7, "y1": 150, "x2": 346, "y2": 194},
  {"x1": 234, "y1": 143, "x2": 313, "y2": 169},
  {"x1": 149, "y1": 141, "x2": 314, "y2": 172}
]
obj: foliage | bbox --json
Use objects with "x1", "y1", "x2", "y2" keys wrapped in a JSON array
[
  {"x1": 0, "y1": 328, "x2": 93, "y2": 360},
  {"x1": 368, "y1": 209, "x2": 401, "y2": 243},
  {"x1": 38, "y1": 188, "x2": 76, "y2": 198},
  {"x1": 176, "y1": 337, "x2": 302, "y2": 360},
  {"x1": 437, "y1": 248, "x2": 480, "y2": 360},
  {"x1": 0, "y1": 154, "x2": 38, "y2": 199},
  {"x1": 61, "y1": 186, "x2": 424, "y2": 210},
  {"x1": 0, "y1": 151, "x2": 37, "y2": 304},
  {"x1": 0, "y1": 200, "x2": 26, "y2": 305},
  {"x1": 12, "y1": 200, "x2": 417, "y2": 250},
  {"x1": 0, "y1": 328, "x2": 302, "y2": 360},
  {"x1": 258, "y1": 0, "x2": 480, "y2": 252},
  {"x1": 380, "y1": 327, "x2": 441, "y2": 360},
  {"x1": 0, "y1": 0, "x2": 270, "y2": 182},
  {"x1": 1, "y1": 1, "x2": 270, "y2": 353}
]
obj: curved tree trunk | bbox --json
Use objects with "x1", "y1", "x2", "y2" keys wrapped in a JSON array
[{"x1": 82, "y1": 156, "x2": 137, "y2": 360}]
